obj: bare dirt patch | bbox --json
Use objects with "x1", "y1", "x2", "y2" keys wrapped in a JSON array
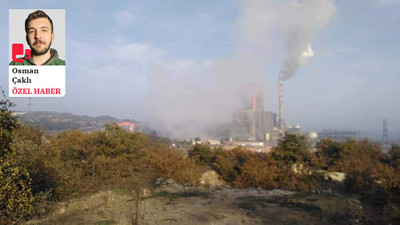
[{"x1": 27, "y1": 181, "x2": 362, "y2": 225}]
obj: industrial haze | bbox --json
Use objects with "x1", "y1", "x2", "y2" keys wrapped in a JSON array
[{"x1": 1, "y1": 0, "x2": 399, "y2": 140}]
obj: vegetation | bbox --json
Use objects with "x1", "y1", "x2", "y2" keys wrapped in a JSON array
[
  {"x1": 0, "y1": 94, "x2": 399, "y2": 223},
  {"x1": 0, "y1": 96, "x2": 200, "y2": 223},
  {"x1": 9, "y1": 125, "x2": 201, "y2": 201},
  {"x1": 188, "y1": 144, "x2": 214, "y2": 166},
  {"x1": 0, "y1": 94, "x2": 34, "y2": 224},
  {"x1": 188, "y1": 134, "x2": 400, "y2": 223}
]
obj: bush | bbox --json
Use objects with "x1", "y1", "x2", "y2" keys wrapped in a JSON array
[
  {"x1": 212, "y1": 148, "x2": 280, "y2": 189},
  {"x1": 383, "y1": 203, "x2": 400, "y2": 224},
  {"x1": 272, "y1": 133, "x2": 315, "y2": 168},
  {"x1": 212, "y1": 148, "x2": 238, "y2": 182},
  {"x1": 0, "y1": 94, "x2": 34, "y2": 224},
  {"x1": 188, "y1": 144, "x2": 214, "y2": 165},
  {"x1": 233, "y1": 156, "x2": 279, "y2": 189},
  {"x1": 11, "y1": 125, "x2": 58, "y2": 196},
  {"x1": 26, "y1": 125, "x2": 201, "y2": 199},
  {"x1": 150, "y1": 144, "x2": 200, "y2": 184},
  {"x1": 0, "y1": 159, "x2": 34, "y2": 224},
  {"x1": 389, "y1": 145, "x2": 400, "y2": 170}
]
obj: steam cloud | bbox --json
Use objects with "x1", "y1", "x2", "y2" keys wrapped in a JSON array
[
  {"x1": 280, "y1": 0, "x2": 335, "y2": 81},
  {"x1": 144, "y1": 0, "x2": 335, "y2": 139}
]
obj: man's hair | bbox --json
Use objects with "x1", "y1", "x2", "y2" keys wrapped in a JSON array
[{"x1": 25, "y1": 10, "x2": 54, "y2": 33}]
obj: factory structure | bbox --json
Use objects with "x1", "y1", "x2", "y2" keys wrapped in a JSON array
[
  {"x1": 211, "y1": 84, "x2": 290, "y2": 148},
  {"x1": 219, "y1": 79, "x2": 297, "y2": 146},
  {"x1": 213, "y1": 81, "x2": 360, "y2": 147},
  {"x1": 229, "y1": 92, "x2": 279, "y2": 144}
]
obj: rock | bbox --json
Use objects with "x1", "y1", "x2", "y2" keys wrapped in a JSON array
[
  {"x1": 199, "y1": 170, "x2": 225, "y2": 187},
  {"x1": 58, "y1": 208, "x2": 66, "y2": 215},
  {"x1": 324, "y1": 172, "x2": 346, "y2": 182},
  {"x1": 165, "y1": 178, "x2": 175, "y2": 185},
  {"x1": 156, "y1": 178, "x2": 185, "y2": 193}
]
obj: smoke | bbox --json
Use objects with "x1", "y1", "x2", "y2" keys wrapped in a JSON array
[
  {"x1": 144, "y1": 0, "x2": 335, "y2": 139},
  {"x1": 280, "y1": 0, "x2": 335, "y2": 81},
  {"x1": 144, "y1": 0, "x2": 279, "y2": 139}
]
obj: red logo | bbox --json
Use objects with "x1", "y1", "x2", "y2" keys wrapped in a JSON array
[{"x1": 12, "y1": 43, "x2": 31, "y2": 63}]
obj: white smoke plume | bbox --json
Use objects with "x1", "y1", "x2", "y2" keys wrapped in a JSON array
[
  {"x1": 144, "y1": 0, "x2": 335, "y2": 139},
  {"x1": 144, "y1": 0, "x2": 279, "y2": 139},
  {"x1": 280, "y1": 0, "x2": 335, "y2": 81}
]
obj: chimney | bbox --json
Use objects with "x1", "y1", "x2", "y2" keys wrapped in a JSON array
[
  {"x1": 252, "y1": 95, "x2": 256, "y2": 110},
  {"x1": 278, "y1": 79, "x2": 285, "y2": 134}
]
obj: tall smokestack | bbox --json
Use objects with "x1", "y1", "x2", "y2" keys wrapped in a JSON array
[
  {"x1": 277, "y1": 0, "x2": 335, "y2": 137},
  {"x1": 278, "y1": 79, "x2": 285, "y2": 134}
]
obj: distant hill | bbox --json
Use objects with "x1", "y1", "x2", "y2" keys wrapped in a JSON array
[
  {"x1": 359, "y1": 130, "x2": 400, "y2": 143},
  {"x1": 15, "y1": 111, "x2": 138, "y2": 133}
]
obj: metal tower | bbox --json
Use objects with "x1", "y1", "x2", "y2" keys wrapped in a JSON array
[
  {"x1": 27, "y1": 97, "x2": 33, "y2": 124},
  {"x1": 382, "y1": 119, "x2": 389, "y2": 144}
]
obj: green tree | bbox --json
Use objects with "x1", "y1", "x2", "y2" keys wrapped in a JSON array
[
  {"x1": 272, "y1": 133, "x2": 314, "y2": 167},
  {"x1": 389, "y1": 145, "x2": 400, "y2": 170},
  {"x1": 271, "y1": 134, "x2": 324, "y2": 191},
  {"x1": 188, "y1": 144, "x2": 214, "y2": 165},
  {"x1": 0, "y1": 91, "x2": 34, "y2": 224},
  {"x1": 234, "y1": 155, "x2": 279, "y2": 189},
  {"x1": 0, "y1": 95, "x2": 19, "y2": 158},
  {"x1": 11, "y1": 125, "x2": 58, "y2": 196},
  {"x1": 316, "y1": 138, "x2": 343, "y2": 169},
  {"x1": 212, "y1": 148, "x2": 238, "y2": 182}
]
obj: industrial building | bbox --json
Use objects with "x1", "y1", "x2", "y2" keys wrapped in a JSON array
[
  {"x1": 212, "y1": 81, "x2": 307, "y2": 146},
  {"x1": 229, "y1": 93, "x2": 278, "y2": 143}
]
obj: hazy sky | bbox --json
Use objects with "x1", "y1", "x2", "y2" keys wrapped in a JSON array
[{"x1": 1, "y1": 0, "x2": 399, "y2": 138}]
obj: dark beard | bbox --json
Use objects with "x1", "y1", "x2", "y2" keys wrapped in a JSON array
[{"x1": 30, "y1": 42, "x2": 52, "y2": 56}]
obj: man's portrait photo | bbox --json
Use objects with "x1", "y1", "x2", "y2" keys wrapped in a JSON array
[{"x1": 9, "y1": 9, "x2": 65, "y2": 66}]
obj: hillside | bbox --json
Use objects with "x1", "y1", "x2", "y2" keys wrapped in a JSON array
[
  {"x1": 1, "y1": 107, "x2": 399, "y2": 224},
  {"x1": 15, "y1": 111, "x2": 138, "y2": 133}
]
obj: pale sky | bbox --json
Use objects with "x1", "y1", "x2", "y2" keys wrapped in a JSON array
[{"x1": 1, "y1": 0, "x2": 399, "y2": 138}]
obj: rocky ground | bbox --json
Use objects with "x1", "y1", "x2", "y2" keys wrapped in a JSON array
[{"x1": 26, "y1": 178, "x2": 363, "y2": 225}]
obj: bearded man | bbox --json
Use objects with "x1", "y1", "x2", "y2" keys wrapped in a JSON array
[{"x1": 9, "y1": 10, "x2": 65, "y2": 66}]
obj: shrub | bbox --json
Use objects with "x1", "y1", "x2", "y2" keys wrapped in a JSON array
[
  {"x1": 32, "y1": 125, "x2": 202, "y2": 198},
  {"x1": 188, "y1": 144, "x2": 214, "y2": 165},
  {"x1": 11, "y1": 125, "x2": 58, "y2": 197},
  {"x1": 0, "y1": 96, "x2": 19, "y2": 158},
  {"x1": 389, "y1": 145, "x2": 400, "y2": 171},
  {"x1": 213, "y1": 148, "x2": 280, "y2": 189},
  {"x1": 272, "y1": 133, "x2": 315, "y2": 168},
  {"x1": 0, "y1": 159, "x2": 34, "y2": 224},
  {"x1": 0, "y1": 93, "x2": 34, "y2": 224},
  {"x1": 234, "y1": 156, "x2": 279, "y2": 189},
  {"x1": 212, "y1": 148, "x2": 238, "y2": 182},
  {"x1": 149, "y1": 144, "x2": 200, "y2": 184}
]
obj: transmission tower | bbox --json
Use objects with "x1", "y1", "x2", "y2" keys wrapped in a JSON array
[
  {"x1": 382, "y1": 119, "x2": 389, "y2": 144},
  {"x1": 27, "y1": 97, "x2": 33, "y2": 124}
]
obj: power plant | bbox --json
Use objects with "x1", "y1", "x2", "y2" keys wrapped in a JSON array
[
  {"x1": 229, "y1": 91, "x2": 278, "y2": 143},
  {"x1": 212, "y1": 79, "x2": 315, "y2": 147},
  {"x1": 212, "y1": 83, "x2": 290, "y2": 146}
]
